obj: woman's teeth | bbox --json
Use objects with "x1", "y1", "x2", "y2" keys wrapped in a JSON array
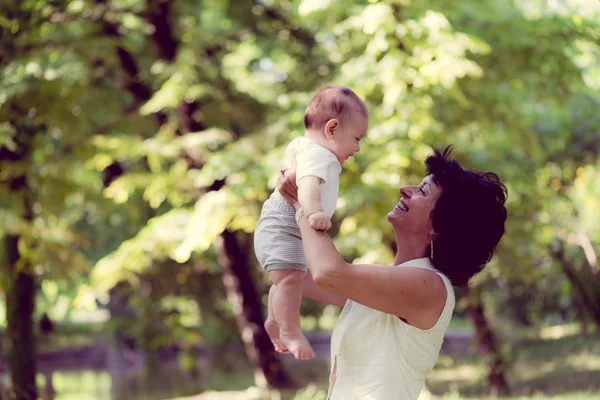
[{"x1": 396, "y1": 202, "x2": 408, "y2": 212}]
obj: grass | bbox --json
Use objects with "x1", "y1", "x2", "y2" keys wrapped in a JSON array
[
  {"x1": 189, "y1": 328, "x2": 600, "y2": 400},
  {"x1": 423, "y1": 393, "x2": 600, "y2": 400},
  {"x1": 426, "y1": 330, "x2": 600, "y2": 398},
  {"x1": 9, "y1": 321, "x2": 597, "y2": 400}
]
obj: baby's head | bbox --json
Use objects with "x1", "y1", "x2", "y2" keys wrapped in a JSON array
[{"x1": 304, "y1": 85, "x2": 368, "y2": 165}]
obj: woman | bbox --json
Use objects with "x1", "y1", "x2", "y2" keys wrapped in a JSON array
[{"x1": 278, "y1": 146, "x2": 507, "y2": 399}]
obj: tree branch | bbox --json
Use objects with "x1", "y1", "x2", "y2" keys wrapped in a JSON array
[
  {"x1": 145, "y1": 0, "x2": 178, "y2": 62},
  {"x1": 557, "y1": 228, "x2": 599, "y2": 278},
  {"x1": 254, "y1": 0, "x2": 316, "y2": 48},
  {"x1": 94, "y1": 0, "x2": 166, "y2": 126}
]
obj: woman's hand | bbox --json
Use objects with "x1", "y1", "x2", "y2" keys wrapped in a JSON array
[{"x1": 278, "y1": 150, "x2": 300, "y2": 210}]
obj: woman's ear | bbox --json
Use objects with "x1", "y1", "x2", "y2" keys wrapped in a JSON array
[{"x1": 324, "y1": 119, "x2": 339, "y2": 138}]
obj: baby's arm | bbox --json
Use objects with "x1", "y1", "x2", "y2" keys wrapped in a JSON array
[{"x1": 297, "y1": 176, "x2": 331, "y2": 231}]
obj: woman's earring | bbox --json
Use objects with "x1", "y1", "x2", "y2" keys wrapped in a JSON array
[{"x1": 430, "y1": 238, "x2": 434, "y2": 260}]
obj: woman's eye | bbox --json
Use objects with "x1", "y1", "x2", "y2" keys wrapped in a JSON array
[{"x1": 419, "y1": 188, "x2": 426, "y2": 195}]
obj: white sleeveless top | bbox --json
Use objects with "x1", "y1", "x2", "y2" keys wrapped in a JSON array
[
  {"x1": 327, "y1": 257, "x2": 455, "y2": 400},
  {"x1": 284, "y1": 136, "x2": 341, "y2": 217}
]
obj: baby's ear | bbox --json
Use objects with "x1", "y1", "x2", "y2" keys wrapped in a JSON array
[{"x1": 324, "y1": 119, "x2": 339, "y2": 138}]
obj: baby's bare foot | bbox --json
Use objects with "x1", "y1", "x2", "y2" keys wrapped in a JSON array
[
  {"x1": 264, "y1": 319, "x2": 289, "y2": 354},
  {"x1": 279, "y1": 332, "x2": 315, "y2": 360}
]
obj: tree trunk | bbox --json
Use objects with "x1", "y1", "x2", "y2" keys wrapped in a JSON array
[
  {"x1": 463, "y1": 284, "x2": 510, "y2": 396},
  {"x1": 215, "y1": 230, "x2": 295, "y2": 389},
  {"x1": 143, "y1": 2, "x2": 292, "y2": 387},
  {"x1": 561, "y1": 261, "x2": 600, "y2": 328},
  {"x1": 4, "y1": 235, "x2": 37, "y2": 400},
  {"x1": 0, "y1": 333, "x2": 7, "y2": 399},
  {"x1": 1, "y1": 111, "x2": 38, "y2": 400},
  {"x1": 574, "y1": 232, "x2": 600, "y2": 280},
  {"x1": 97, "y1": 0, "x2": 294, "y2": 388},
  {"x1": 573, "y1": 291, "x2": 590, "y2": 336},
  {"x1": 551, "y1": 241, "x2": 600, "y2": 332}
]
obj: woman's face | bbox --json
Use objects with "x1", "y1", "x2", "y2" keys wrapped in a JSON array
[{"x1": 387, "y1": 175, "x2": 442, "y2": 236}]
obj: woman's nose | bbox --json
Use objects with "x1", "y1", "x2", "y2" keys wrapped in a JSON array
[{"x1": 400, "y1": 186, "x2": 412, "y2": 198}]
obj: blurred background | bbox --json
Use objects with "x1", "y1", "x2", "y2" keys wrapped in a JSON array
[{"x1": 1, "y1": 0, "x2": 599, "y2": 399}]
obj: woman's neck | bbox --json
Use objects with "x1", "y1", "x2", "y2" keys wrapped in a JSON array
[{"x1": 393, "y1": 234, "x2": 428, "y2": 266}]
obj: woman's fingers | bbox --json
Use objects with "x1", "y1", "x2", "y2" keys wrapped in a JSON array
[
  {"x1": 278, "y1": 148, "x2": 299, "y2": 206},
  {"x1": 278, "y1": 166, "x2": 298, "y2": 203}
]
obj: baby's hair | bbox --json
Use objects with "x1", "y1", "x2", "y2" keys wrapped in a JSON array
[{"x1": 304, "y1": 85, "x2": 368, "y2": 131}]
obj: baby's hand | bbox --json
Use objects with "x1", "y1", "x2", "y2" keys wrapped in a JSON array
[{"x1": 308, "y1": 211, "x2": 332, "y2": 231}]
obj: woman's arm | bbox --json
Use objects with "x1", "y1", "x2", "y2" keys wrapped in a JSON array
[
  {"x1": 296, "y1": 214, "x2": 447, "y2": 330},
  {"x1": 302, "y1": 268, "x2": 347, "y2": 307},
  {"x1": 278, "y1": 162, "x2": 446, "y2": 330},
  {"x1": 278, "y1": 160, "x2": 447, "y2": 329}
]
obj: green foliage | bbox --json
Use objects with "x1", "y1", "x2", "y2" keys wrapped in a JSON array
[{"x1": 1, "y1": 0, "x2": 599, "y2": 396}]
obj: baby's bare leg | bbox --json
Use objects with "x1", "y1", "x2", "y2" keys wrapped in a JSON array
[
  {"x1": 269, "y1": 270, "x2": 315, "y2": 360},
  {"x1": 264, "y1": 284, "x2": 289, "y2": 354}
]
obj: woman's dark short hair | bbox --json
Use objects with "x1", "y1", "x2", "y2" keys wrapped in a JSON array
[{"x1": 426, "y1": 146, "x2": 508, "y2": 286}]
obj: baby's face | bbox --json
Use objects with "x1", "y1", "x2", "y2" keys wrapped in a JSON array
[{"x1": 331, "y1": 114, "x2": 368, "y2": 164}]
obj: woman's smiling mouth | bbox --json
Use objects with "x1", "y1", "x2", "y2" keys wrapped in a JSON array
[{"x1": 395, "y1": 200, "x2": 409, "y2": 213}]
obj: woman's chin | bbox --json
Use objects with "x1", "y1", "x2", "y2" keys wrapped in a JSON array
[
  {"x1": 387, "y1": 211, "x2": 405, "y2": 224},
  {"x1": 387, "y1": 207, "x2": 407, "y2": 221}
]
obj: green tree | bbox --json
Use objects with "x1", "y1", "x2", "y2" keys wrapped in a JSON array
[{"x1": 1, "y1": 1, "x2": 599, "y2": 398}]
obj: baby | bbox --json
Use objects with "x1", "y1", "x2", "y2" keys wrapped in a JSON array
[{"x1": 254, "y1": 85, "x2": 368, "y2": 360}]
